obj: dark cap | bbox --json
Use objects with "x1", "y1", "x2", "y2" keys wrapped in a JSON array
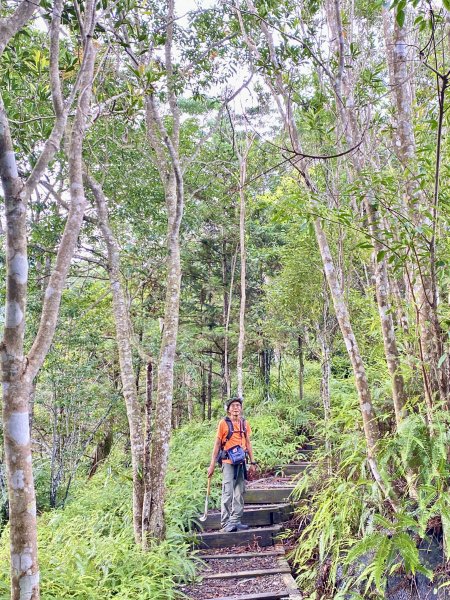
[{"x1": 225, "y1": 396, "x2": 243, "y2": 411}]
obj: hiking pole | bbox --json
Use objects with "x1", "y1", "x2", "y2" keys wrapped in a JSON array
[{"x1": 199, "y1": 476, "x2": 212, "y2": 522}]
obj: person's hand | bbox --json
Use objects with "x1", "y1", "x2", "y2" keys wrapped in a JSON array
[
  {"x1": 207, "y1": 464, "x2": 215, "y2": 478},
  {"x1": 249, "y1": 462, "x2": 256, "y2": 474}
]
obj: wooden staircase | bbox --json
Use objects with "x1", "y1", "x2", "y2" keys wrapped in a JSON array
[{"x1": 181, "y1": 445, "x2": 315, "y2": 600}]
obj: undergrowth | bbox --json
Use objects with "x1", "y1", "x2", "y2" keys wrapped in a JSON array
[
  {"x1": 0, "y1": 372, "x2": 306, "y2": 599},
  {"x1": 290, "y1": 378, "x2": 450, "y2": 599}
]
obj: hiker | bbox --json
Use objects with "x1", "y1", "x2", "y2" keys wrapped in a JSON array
[{"x1": 207, "y1": 396, "x2": 256, "y2": 532}]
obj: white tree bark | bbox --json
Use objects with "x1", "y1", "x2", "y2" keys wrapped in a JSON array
[
  {"x1": 0, "y1": 1, "x2": 40, "y2": 56},
  {"x1": 326, "y1": 0, "x2": 407, "y2": 427},
  {"x1": 0, "y1": 3, "x2": 97, "y2": 596},
  {"x1": 87, "y1": 175, "x2": 145, "y2": 544},
  {"x1": 139, "y1": 0, "x2": 185, "y2": 542},
  {"x1": 236, "y1": 139, "x2": 252, "y2": 398},
  {"x1": 383, "y1": 8, "x2": 448, "y2": 415}
]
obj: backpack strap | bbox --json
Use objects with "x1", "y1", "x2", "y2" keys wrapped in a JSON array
[
  {"x1": 241, "y1": 418, "x2": 248, "y2": 446},
  {"x1": 224, "y1": 416, "x2": 234, "y2": 441},
  {"x1": 224, "y1": 417, "x2": 247, "y2": 444}
]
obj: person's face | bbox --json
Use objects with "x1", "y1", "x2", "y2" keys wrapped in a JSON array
[{"x1": 229, "y1": 401, "x2": 242, "y2": 418}]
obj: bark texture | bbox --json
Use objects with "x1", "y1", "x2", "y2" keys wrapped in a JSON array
[
  {"x1": 141, "y1": 0, "x2": 185, "y2": 541},
  {"x1": 89, "y1": 175, "x2": 145, "y2": 543},
  {"x1": 383, "y1": 9, "x2": 448, "y2": 414},
  {"x1": 0, "y1": 3, "x2": 97, "y2": 597},
  {"x1": 236, "y1": 143, "x2": 250, "y2": 398},
  {"x1": 326, "y1": 0, "x2": 407, "y2": 427}
]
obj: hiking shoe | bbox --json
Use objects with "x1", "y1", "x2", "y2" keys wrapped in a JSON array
[
  {"x1": 221, "y1": 523, "x2": 237, "y2": 532},
  {"x1": 235, "y1": 523, "x2": 249, "y2": 531}
]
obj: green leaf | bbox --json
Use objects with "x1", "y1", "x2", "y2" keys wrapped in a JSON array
[
  {"x1": 438, "y1": 353, "x2": 448, "y2": 369},
  {"x1": 396, "y1": 8, "x2": 406, "y2": 26}
]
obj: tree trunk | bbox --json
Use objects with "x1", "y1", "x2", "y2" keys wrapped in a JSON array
[
  {"x1": 366, "y1": 199, "x2": 407, "y2": 427},
  {"x1": 141, "y1": 0, "x2": 185, "y2": 541},
  {"x1": 89, "y1": 175, "x2": 145, "y2": 544},
  {"x1": 223, "y1": 245, "x2": 237, "y2": 399},
  {"x1": 201, "y1": 363, "x2": 207, "y2": 421},
  {"x1": 221, "y1": 238, "x2": 229, "y2": 402},
  {"x1": 49, "y1": 399, "x2": 62, "y2": 509},
  {"x1": 320, "y1": 337, "x2": 331, "y2": 424},
  {"x1": 0, "y1": 4, "x2": 97, "y2": 594},
  {"x1": 186, "y1": 371, "x2": 194, "y2": 421},
  {"x1": 325, "y1": 0, "x2": 407, "y2": 428},
  {"x1": 383, "y1": 8, "x2": 449, "y2": 414},
  {"x1": 236, "y1": 147, "x2": 248, "y2": 398},
  {"x1": 239, "y1": 0, "x2": 383, "y2": 472},
  {"x1": 298, "y1": 334, "x2": 304, "y2": 403},
  {"x1": 147, "y1": 174, "x2": 183, "y2": 540},
  {"x1": 142, "y1": 361, "x2": 154, "y2": 549},
  {"x1": 207, "y1": 353, "x2": 212, "y2": 421},
  {"x1": 88, "y1": 424, "x2": 114, "y2": 479}
]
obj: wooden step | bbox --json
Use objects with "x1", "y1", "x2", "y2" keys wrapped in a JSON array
[
  {"x1": 202, "y1": 590, "x2": 298, "y2": 600},
  {"x1": 203, "y1": 566, "x2": 291, "y2": 579},
  {"x1": 277, "y1": 463, "x2": 310, "y2": 476},
  {"x1": 245, "y1": 487, "x2": 295, "y2": 504},
  {"x1": 196, "y1": 503, "x2": 293, "y2": 530},
  {"x1": 200, "y1": 550, "x2": 285, "y2": 559},
  {"x1": 298, "y1": 447, "x2": 315, "y2": 456},
  {"x1": 195, "y1": 524, "x2": 282, "y2": 549}
]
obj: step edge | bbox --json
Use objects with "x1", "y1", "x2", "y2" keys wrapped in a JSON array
[
  {"x1": 199, "y1": 550, "x2": 285, "y2": 560},
  {"x1": 202, "y1": 566, "x2": 291, "y2": 579},
  {"x1": 198, "y1": 590, "x2": 294, "y2": 600},
  {"x1": 197, "y1": 524, "x2": 282, "y2": 538}
]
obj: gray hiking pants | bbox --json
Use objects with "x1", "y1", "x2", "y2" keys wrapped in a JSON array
[{"x1": 221, "y1": 463, "x2": 245, "y2": 527}]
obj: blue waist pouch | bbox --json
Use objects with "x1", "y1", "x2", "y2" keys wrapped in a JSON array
[{"x1": 227, "y1": 445, "x2": 246, "y2": 465}]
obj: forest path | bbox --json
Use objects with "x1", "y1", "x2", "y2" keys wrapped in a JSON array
[{"x1": 181, "y1": 446, "x2": 315, "y2": 600}]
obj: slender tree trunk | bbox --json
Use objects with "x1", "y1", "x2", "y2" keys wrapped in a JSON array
[
  {"x1": 49, "y1": 398, "x2": 62, "y2": 509},
  {"x1": 0, "y1": 3, "x2": 97, "y2": 594},
  {"x1": 326, "y1": 0, "x2": 406, "y2": 427},
  {"x1": 223, "y1": 245, "x2": 237, "y2": 399},
  {"x1": 89, "y1": 176, "x2": 145, "y2": 544},
  {"x1": 207, "y1": 353, "x2": 212, "y2": 420},
  {"x1": 141, "y1": 0, "x2": 185, "y2": 541},
  {"x1": 320, "y1": 337, "x2": 331, "y2": 424},
  {"x1": 383, "y1": 8, "x2": 448, "y2": 413},
  {"x1": 201, "y1": 363, "x2": 206, "y2": 421},
  {"x1": 221, "y1": 238, "x2": 229, "y2": 401},
  {"x1": 141, "y1": 361, "x2": 153, "y2": 549},
  {"x1": 298, "y1": 333, "x2": 304, "y2": 403},
  {"x1": 147, "y1": 175, "x2": 183, "y2": 540},
  {"x1": 186, "y1": 371, "x2": 194, "y2": 421},
  {"x1": 314, "y1": 223, "x2": 380, "y2": 454},
  {"x1": 236, "y1": 149, "x2": 248, "y2": 398},
  {"x1": 367, "y1": 199, "x2": 407, "y2": 427}
]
